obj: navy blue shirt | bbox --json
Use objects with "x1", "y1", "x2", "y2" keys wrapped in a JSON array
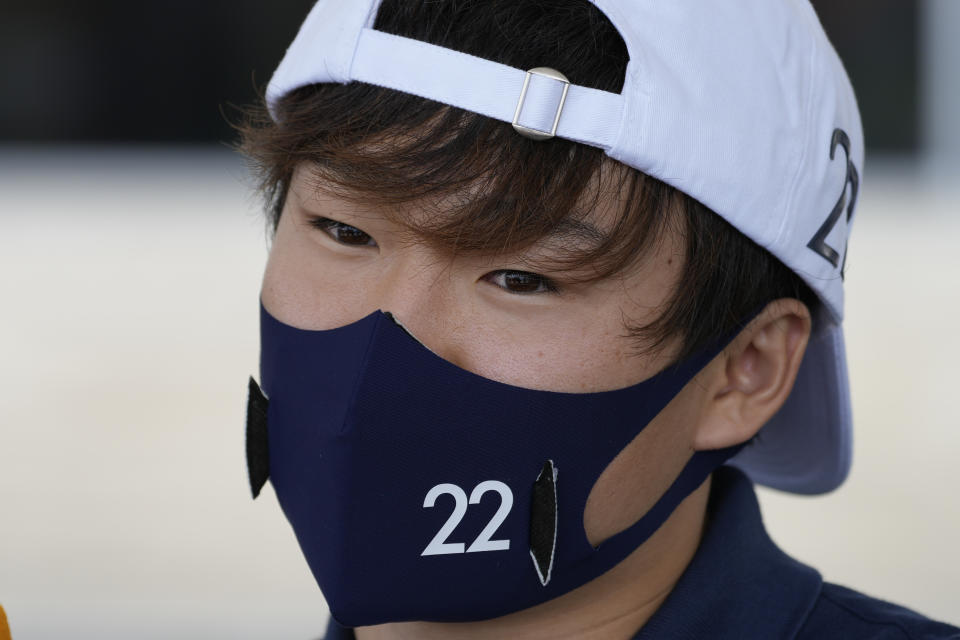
[{"x1": 322, "y1": 465, "x2": 960, "y2": 639}]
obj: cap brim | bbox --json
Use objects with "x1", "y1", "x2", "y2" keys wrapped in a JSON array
[{"x1": 728, "y1": 319, "x2": 853, "y2": 495}]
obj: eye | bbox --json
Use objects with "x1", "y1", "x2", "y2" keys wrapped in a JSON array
[
  {"x1": 308, "y1": 216, "x2": 377, "y2": 247},
  {"x1": 483, "y1": 270, "x2": 560, "y2": 295}
]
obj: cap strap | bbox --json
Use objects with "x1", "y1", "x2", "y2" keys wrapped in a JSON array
[{"x1": 350, "y1": 27, "x2": 625, "y2": 149}]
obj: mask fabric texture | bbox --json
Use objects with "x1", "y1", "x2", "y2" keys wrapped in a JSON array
[{"x1": 253, "y1": 301, "x2": 753, "y2": 626}]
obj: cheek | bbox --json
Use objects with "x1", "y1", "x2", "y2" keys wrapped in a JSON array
[{"x1": 457, "y1": 310, "x2": 664, "y2": 393}]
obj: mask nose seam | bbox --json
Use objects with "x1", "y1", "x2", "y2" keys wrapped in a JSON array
[{"x1": 338, "y1": 311, "x2": 388, "y2": 437}]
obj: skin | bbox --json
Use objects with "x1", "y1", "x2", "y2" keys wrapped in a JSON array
[{"x1": 261, "y1": 163, "x2": 812, "y2": 640}]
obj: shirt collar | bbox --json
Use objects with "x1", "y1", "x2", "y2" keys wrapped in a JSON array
[{"x1": 323, "y1": 465, "x2": 823, "y2": 640}]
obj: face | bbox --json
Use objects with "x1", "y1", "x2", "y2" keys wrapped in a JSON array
[{"x1": 261, "y1": 162, "x2": 710, "y2": 545}]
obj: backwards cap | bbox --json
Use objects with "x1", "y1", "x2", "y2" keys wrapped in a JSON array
[{"x1": 266, "y1": 0, "x2": 864, "y2": 494}]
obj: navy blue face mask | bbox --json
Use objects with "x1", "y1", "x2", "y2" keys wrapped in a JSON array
[{"x1": 246, "y1": 300, "x2": 753, "y2": 627}]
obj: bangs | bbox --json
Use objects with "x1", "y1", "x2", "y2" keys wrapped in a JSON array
[{"x1": 240, "y1": 81, "x2": 681, "y2": 285}]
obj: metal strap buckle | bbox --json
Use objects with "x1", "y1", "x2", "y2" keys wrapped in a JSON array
[{"x1": 512, "y1": 67, "x2": 570, "y2": 141}]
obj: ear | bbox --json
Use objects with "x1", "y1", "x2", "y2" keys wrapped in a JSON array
[{"x1": 692, "y1": 298, "x2": 812, "y2": 451}]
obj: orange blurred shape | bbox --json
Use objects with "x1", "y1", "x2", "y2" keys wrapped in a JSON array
[{"x1": 0, "y1": 604, "x2": 10, "y2": 640}]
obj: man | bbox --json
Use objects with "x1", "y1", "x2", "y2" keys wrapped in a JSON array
[{"x1": 238, "y1": 1, "x2": 960, "y2": 638}]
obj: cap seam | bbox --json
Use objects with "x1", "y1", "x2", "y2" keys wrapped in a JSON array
[
  {"x1": 612, "y1": 59, "x2": 643, "y2": 155},
  {"x1": 773, "y1": 28, "x2": 818, "y2": 252},
  {"x1": 347, "y1": 0, "x2": 384, "y2": 80}
]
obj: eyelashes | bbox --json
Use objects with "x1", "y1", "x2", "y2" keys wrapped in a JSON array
[
  {"x1": 307, "y1": 215, "x2": 561, "y2": 296},
  {"x1": 308, "y1": 216, "x2": 376, "y2": 246},
  {"x1": 481, "y1": 270, "x2": 559, "y2": 295}
]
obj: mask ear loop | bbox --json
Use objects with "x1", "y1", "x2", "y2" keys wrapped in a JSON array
[{"x1": 578, "y1": 301, "x2": 770, "y2": 555}]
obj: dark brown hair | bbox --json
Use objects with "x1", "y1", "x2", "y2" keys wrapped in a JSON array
[{"x1": 233, "y1": 0, "x2": 819, "y2": 364}]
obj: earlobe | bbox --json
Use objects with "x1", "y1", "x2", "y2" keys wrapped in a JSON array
[{"x1": 693, "y1": 299, "x2": 812, "y2": 451}]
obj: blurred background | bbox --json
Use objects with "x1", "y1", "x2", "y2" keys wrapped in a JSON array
[{"x1": 1, "y1": 1, "x2": 958, "y2": 638}]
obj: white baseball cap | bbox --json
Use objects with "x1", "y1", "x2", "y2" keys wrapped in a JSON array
[{"x1": 265, "y1": 0, "x2": 864, "y2": 495}]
